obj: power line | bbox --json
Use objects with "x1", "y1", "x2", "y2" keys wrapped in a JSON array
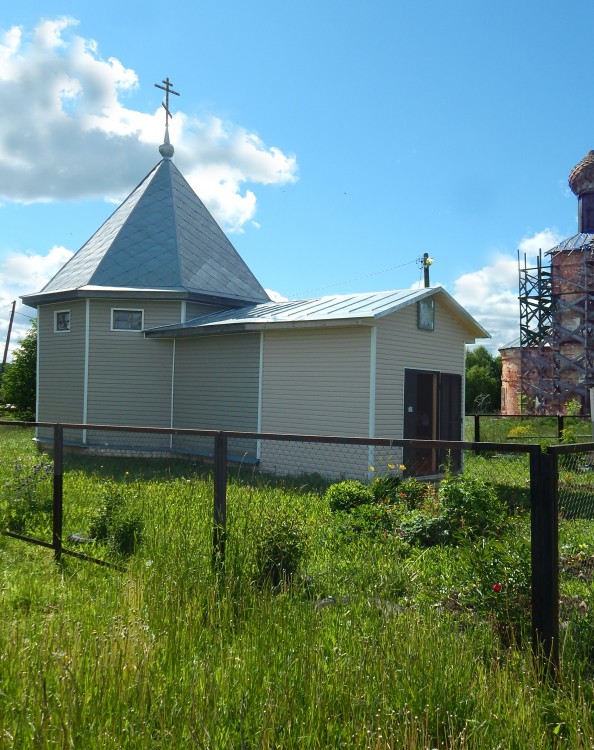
[
  {"x1": 0, "y1": 303, "x2": 35, "y2": 321},
  {"x1": 287, "y1": 258, "x2": 419, "y2": 299}
]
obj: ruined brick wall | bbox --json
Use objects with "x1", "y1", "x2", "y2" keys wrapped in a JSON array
[{"x1": 500, "y1": 347, "x2": 521, "y2": 415}]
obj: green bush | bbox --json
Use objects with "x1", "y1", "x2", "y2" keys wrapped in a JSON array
[
  {"x1": 331, "y1": 503, "x2": 399, "y2": 539},
  {"x1": 565, "y1": 397, "x2": 582, "y2": 417},
  {"x1": 456, "y1": 532, "x2": 531, "y2": 643},
  {"x1": 253, "y1": 508, "x2": 307, "y2": 587},
  {"x1": 371, "y1": 474, "x2": 402, "y2": 503},
  {"x1": 109, "y1": 510, "x2": 144, "y2": 556},
  {"x1": 399, "y1": 511, "x2": 449, "y2": 546},
  {"x1": 88, "y1": 480, "x2": 144, "y2": 557},
  {"x1": 397, "y1": 475, "x2": 508, "y2": 548},
  {"x1": 0, "y1": 322, "x2": 37, "y2": 421},
  {"x1": 397, "y1": 478, "x2": 436, "y2": 511},
  {"x1": 89, "y1": 486, "x2": 122, "y2": 542},
  {"x1": 439, "y1": 475, "x2": 506, "y2": 540},
  {"x1": 325, "y1": 480, "x2": 374, "y2": 512}
]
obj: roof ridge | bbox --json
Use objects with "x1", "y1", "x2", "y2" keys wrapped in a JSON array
[{"x1": 166, "y1": 160, "x2": 184, "y2": 291}]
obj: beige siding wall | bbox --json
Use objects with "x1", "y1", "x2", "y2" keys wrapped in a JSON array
[
  {"x1": 86, "y1": 300, "x2": 179, "y2": 446},
  {"x1": 37, "y1": 301, "x2": 86, "y2": 426},
  {"x1": 259, "y1": 327, "x2": 372, "y2": 477},
  {"x1": 375, "y1": 298, "x2": 468, "y2": 438},
  {"x1": 172, "y1": 333, "x2": 260, "y2": 457},
  {"x1": 261, "y1": 327, "x2": 371, "y2": 434}
]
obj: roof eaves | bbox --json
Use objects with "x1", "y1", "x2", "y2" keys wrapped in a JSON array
[{"x1": 21, "y1": 285, "x2": 262, "y2": 309}]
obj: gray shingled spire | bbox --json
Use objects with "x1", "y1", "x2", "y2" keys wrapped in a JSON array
[{"x1": 23, "y1": 155, "x2": 270, "y2": 307}]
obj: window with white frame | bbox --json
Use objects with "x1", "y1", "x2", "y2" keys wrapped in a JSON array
[
  {"x1": 54, "y1": 310, "x2": 70, "y2": 332},
  {"x1": 111, "y1": 309, "x2": 144, "y2": 331}
]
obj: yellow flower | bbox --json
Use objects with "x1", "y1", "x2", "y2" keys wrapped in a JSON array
[
  {"x1": 387, "y1": 463, "x2": 396, "y2": 470},
  {"x1": 369, "y1": 466, "x2": 375, "y2": 472},
  {"x1": 399, "y1": 464, "x2": 406, "y2": 471}
]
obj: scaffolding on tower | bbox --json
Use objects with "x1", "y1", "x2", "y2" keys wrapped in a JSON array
[{"x1": 518, "y1": 243, "x2": 594, "y2": 415}]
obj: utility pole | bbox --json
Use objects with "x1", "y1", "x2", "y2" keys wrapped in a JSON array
[
  {"x1": 2, "y1": 300, "x2": 16, "y2": 371},
  {"x1": 418, "y1": 253, "x2": 434, "y2": 288}
]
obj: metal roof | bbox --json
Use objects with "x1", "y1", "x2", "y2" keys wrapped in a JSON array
[
  {"x1": 145, "y1": 286, "x2": 490, "y2": 340},
  {"x1": 22, "y1": 158, "x2": 270, "y2": 307},
  {"x1": 547, "y1": 233, "x2": 594, "y2": 254}
]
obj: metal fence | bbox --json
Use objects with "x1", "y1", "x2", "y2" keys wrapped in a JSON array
[
  {"x1": 2, "y1": 419, "x2": 588, "y2": 676},
  {"x1": 468, "y1": 413, "x2": 592, "y2": 444}
]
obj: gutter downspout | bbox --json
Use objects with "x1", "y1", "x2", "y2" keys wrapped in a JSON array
[
  {"x1": 257, "y1": 331, "x2": 264, "y2": 460},
  {"x1": 82, "y1": 299, "x2": 90, "y2": 444},
  {"x1": 368, "y1": 326, "x2": 377, "y2": 478},
  {"x1": 170, "y1": 339, "x2": 176, "y2": 449}
]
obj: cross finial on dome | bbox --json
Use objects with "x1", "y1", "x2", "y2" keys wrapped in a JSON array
[{"x1": 155, "y1": 77, "x2": 180, "y2": 158}]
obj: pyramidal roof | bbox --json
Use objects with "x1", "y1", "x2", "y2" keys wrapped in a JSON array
[{"x1": 22, "y1": 155, "x2": 270, "y2": 307}]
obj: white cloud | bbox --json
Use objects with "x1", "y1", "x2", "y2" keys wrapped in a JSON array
[
  {"x1": 0, "y1": 18, "x2": 297, "y2": 231},
  {"x1": 516, "y1": 229, "x2": 562, "y2": 261},
  {"x1": 265, "y1": 288, "x2": 288, "y2": 302},
  {"x1": 0, "y1": 245, "x2": 74, "y2": 360},
  {"x1": 3, "y1": 245, "x2": 73, "y2": 290},
  {"x1": 452, "y1": 229, "x2": 563, "y2": 352}
]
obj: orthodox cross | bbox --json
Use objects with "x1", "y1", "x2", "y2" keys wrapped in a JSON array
[{"x1": 155, "y1": 77, "x2": 180, "y2": 127}]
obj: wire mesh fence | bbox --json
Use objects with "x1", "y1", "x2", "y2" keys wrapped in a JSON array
[
  {"x1": 549, "y1": 442, "x2": 594, "y2": 649},
  {"x1": 2, "y1": 419, "x2": 585, "y2": 675},
  {"x1": 467, "y1": 414, "x2": 592, "y2": 445}
]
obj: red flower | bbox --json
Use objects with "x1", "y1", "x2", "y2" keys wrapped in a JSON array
[{"x1": 492, "y1": 583, "x2": 502, "y2": 593}]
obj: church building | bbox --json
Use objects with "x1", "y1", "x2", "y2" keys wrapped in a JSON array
[{"x1": 22, "y1": 84, "x2": 488, "y2": 477}]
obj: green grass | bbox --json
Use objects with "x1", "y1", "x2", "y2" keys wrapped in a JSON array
[{"x1": 2, "y1": 425, "x2": 594, "y2": 748}]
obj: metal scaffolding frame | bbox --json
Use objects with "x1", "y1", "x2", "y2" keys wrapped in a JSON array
[
  {"x1": 519, "y1": 250, "x2": 553, "y2": 413},
  {"x1": 518, "y1": 245, "x2": 594, "y2": 415}
]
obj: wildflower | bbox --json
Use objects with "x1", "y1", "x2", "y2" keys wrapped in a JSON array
[
  {"x1": 399, "y1": 464, "x2": 406, "y2": 471},
  {"x1": 369, "y1": 466, "x2": 375, "y2": 472},
  {"x1": 492, "y1": 583, "x2": 502, "y2": 593},
  {"x1": 387, "y1": 463, "x2": 396, "y2": 470}
]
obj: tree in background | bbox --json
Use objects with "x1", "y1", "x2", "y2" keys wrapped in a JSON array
[
  {"x1": 465, "y1": 345, "x2": 502, "y2": 414},
  {"x1": 0, "y1": 320, "x2": 37, "y2": 420}
]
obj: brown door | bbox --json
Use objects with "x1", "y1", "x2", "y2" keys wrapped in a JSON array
[{"x1": 403, "y1": 369, "x2": 462, "y2": 475}]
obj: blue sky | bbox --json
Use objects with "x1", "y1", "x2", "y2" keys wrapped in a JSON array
[{"x1": 0, "y1": 1, "x2": 591, "y2": 356}]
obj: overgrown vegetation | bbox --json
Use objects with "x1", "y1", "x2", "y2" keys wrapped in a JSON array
[
  {"x1": 88, "y1": 480, "x2": 144, "y2": 556},
  {"x1": 0, "y1": 320, "x2": 37, "y2": 420},
  {"x1": 465, "y1": 344, "x2": 502, "y2": 413},
  {"x1": 2, "y1": 425, "x2": 594, "y2": 748}
]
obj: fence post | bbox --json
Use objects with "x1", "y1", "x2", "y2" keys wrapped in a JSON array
[
  {"x1": 474, "y1": 414, "x2": 480, "y2": 443},
  {"x1": 530, "y1": 448, "x2": 559, "y2": 677},
  {"x1": 213, "y1": 431, "x2": 227, "y2": 569},
  {"x1": 53, "y1": 424, "x2": 64, "y2": 564}
]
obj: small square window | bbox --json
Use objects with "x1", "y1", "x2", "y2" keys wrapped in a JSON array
[
  {"x1": 55, "y1": 310, "x2": 70, "y2": 332},
  {"x1": 417, "y1": 299, "x2": 435, "y2": 331},
  {"x1": 112, "y1": 309, "x2": 143, "y2": 331}
]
